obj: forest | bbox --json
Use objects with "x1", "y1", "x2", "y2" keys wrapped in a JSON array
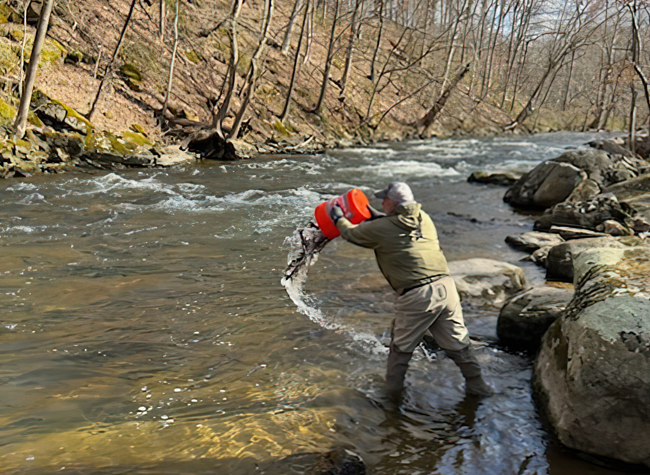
[{"x1": 0, "y1": 0, "x2": 648, "y2": 169}]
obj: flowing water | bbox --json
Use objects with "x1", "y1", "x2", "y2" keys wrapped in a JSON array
[{"x1": 0, "y1": 132, "x2": 633, "y2": 474}]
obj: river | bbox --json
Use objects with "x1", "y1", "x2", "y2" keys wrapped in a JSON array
[{"x1": 0, "y1": 132, "x2": 631, "y2": 474}]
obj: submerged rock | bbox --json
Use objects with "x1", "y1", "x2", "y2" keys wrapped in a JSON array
[
  {"x1": 467, "y1": 171, "x2": 520, "y2": 186},
  {"x1": 533, "y1": 246, "x2": 650, "y2": 466},
  {"x1": 261, "y1": 447, "x2": 366, "y2": 474},
  {"x1": 448, "y1": 258, "x2": 526, "y2": 306},
  {"x1": 497, "y1": 286, "x2": 574, "y2": 352}
]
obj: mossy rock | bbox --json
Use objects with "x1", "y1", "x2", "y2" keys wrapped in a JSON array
[
  {"x1": 64, "y1": 50, "x2": 84, "y2": 65},
  {"x1": 185, "y1": 49, "x2": 201, "y2": 64},
  {"x1": 0, "y1": 97, "x2": 15, "y2": 125},
  {"x1": 15, "y1": 37, "x2": 67, "y2": 65},
  {"x1": 130, "y1": 123, "x2": 146, "y2": 135},
  {"x1": 119, "y1": 63, "x2": 143, "y2": 91},
  {"x1": 0, "y1": 40, "x2": 18, "y2": 74},
  {"x1": 121, "y1": 130, "x2": 153, "y2": 147},
  {"x1": 32, "y1": 90, "x2": 94, "y2": 134},
  {"x1": 119, "y1": 63, "x2": 143, "y2": 81},
  {"x1": 273, "y1": 120, "x2": 291, "y2": 137},
  {"x1": 9, "y1": 29, "x2": 23, "y2": 42},
  {"x1": 0, "y1": 4, "x2": 16, "y2": 23}
]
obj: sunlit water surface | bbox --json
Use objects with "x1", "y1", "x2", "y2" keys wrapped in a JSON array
[{"x1": 0, "y1": 132, "x2": 631, "y2": 474}]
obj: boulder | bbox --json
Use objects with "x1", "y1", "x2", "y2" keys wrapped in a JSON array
[
  {"x1": 497, "y1": 286, "x2": 574, "y2": 352},
  {"x1": 505, "y1": 231, "x2": 564, "y2": 253},
  {"x1": 504, "y1": 149, "x2": 646, "y2": 210},
  {"x1": 533, "y1": 246, "x2": 650, "y2": 466},
  {"x1": 545, "y1": 236, "x2": 635, "y2": 282},
  {"x1": 534, "y1": 193, "x2": 633, "y2": 233},
  {"x1": 449, "y1": 258, "x2": 526, "y2": 306},
  {"x1": 504, "y1": 160, "x2": 585, "y2": 209},
  {"x1": 467, "y1": 171, "x2": 520, "y2": 186}
]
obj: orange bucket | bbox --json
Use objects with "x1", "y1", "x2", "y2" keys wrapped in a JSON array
[{"x1": 314, "y1": 189, "x2": 371, "y2": 239}]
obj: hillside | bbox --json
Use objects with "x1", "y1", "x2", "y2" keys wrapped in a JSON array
[{"x1": 0, "y1": 0, "x2": 643, "y2": 175}]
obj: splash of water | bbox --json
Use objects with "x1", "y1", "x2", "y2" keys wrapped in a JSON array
[{"x1": 280, "y1": 223, "x2": 339, "y2": 330}]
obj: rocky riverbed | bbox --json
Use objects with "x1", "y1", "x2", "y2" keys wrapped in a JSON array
[{"x1": 497, "y1": 131, "x2": 650, "y2": 470}]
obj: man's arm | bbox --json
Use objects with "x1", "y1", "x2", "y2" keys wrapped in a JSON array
[{"x1": 336, "y1": 217, "x2": 382, "y2": 249}]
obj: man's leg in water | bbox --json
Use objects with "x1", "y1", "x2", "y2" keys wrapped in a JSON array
[
  {"x1": 387, "y1": 281, "x2": 445, "y2": 392},
  {"x1": 428, "y1": 277, "x2": 492, "y2": 396},
  {"x1": 389, "y1": 277, "x2": 491, "y2": 396}
]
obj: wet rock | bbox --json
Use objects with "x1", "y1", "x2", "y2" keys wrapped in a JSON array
[
  {"x1": 505, "y1": 231, "x2": 564, "y2": 253},
  {"x1": 497, "y1": 286, "x2": 574, "y2": 352},
  {"x1": 533, "y1": 246, "x2": 650, "y2": 465},
  {"x1": 186, "y1": 130, "x2": 238, "y2": 160},
  {"x1": 449, "y1": 258, "x2": 526, "y2": 306},
  {"x1": 534, "y1": 193, "x2": 632, "y2": 233},
  {"x1": 505, "y1": 149, "x2": 646, "y2": 210},
  {"x1": 588, "y1": 138, "x2": 637, "y2": 158},
  {"x1": 467, "y1": 171, "x2": 520, "y2": 186},
  {"x1": 545, "y1": 236, "x2": 638, "y2": 282}
]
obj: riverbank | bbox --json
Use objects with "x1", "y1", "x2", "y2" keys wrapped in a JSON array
[
  {"x1": 1, "y1": 0, "x2": 639, "y2": 178},
  {"x1": 496, "y1": 134, "x2": 650, "y2": 470}
]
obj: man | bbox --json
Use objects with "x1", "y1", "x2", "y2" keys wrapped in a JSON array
[{"x1": 330, "y1": 182, "x2": 492, "y2": 396}]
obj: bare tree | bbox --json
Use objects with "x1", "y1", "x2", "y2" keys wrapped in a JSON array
[
  {"x1": 313, "y1": 0, "x2": 341, "y2": 113},
  {"x1": 162, "y1": 0, "x2": 180, "y2": 119},
  {"x1": 281, "y1": 0, "x2": 303, "y2": 55},
  {"x1": 280, "y1": 0, "x2": 311, "y2": 121},
  {"x1": 339, "y1": 0, "x2": 362, "y2": 100},
  {"x1": 88, "y1": 0, "x2": 138, "y2": 121},
  {"x1": 229, "y1": 0, "x2": 274, "y2": 139},
  {"x1": 212, "y1": 0, "x2": 243, "y2": 137},
  {"x1": 14, "y1": 0, "x2": 55, "y2": 139}
]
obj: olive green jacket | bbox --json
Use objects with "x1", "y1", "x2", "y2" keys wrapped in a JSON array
[{"x1": 336, "y1": 202, "x2": 450, "y2": 295}]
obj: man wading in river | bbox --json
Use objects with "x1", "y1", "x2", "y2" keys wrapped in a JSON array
[{"x1": 330, "y1": 182, "x2": 492, "y2": 397}]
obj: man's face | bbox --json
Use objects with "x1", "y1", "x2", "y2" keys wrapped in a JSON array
[{"x1": 382, "y1": 197, "x2": 398, "y2": 215}]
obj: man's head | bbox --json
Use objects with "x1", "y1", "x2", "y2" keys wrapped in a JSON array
[{"x1": 374, "y1": 182, "x2": 414, "y2": 215}]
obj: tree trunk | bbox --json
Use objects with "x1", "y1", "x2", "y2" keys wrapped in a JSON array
[
  {"x1": 87, "y1": 0, "x2": 138, "y2": 121},
  {"x1": 280, "y1": 0, "x2": 310, "y2": 120},
  {"x1": 162, "y1": 0, "x2": 180, "y2": 119},
  {"x1": 281, "y1": 0, "x2": 302, "y2": 55},
  {"x1": 415, "y1": 62, "x2": 470, "y2": 130},
  {"x1": 369, "y1": 0, "x2": 384, "y2": 83},
  {"x1": 14, "y1": 0, "x2": 55, "y2": 139},
  {"x1": 160, "y1": 0, "x2": 166, "y2": 40},
  {"x1": 338, "y1": 0, "x2": 361, "y2": 101},
  {"x1": 229, "y1": 0, "x2": 274, "y2": 139},
  {"x1": 313, "y1": 0, "x2": 340, "y2": 113},
  {"x1": 212, "y1": 0, "x2": 244, "y2": 136}
]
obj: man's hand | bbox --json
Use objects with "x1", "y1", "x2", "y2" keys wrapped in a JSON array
[{"x1": 329, "y1": 203, "x2": 344, "y2": 223}]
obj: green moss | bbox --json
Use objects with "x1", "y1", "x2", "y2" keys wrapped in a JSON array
[
  {"x1": 0, "y1": 3, "x2": 14, "y2": 23},
  {"x1": 10, "y1": 29, "x2": 23, "y2": 41},
  {"x1": 27, "y1": 111, "x2": 42, "y2": 127},
  {"x1": 0, "y1": 41, "x2": 18, "y2": 74},
  {"x1": 51, "y1": 99, "x2": 94, "y2": 133},
  {"x1": 0, "y1": 98, "x2": 15, "y2": 125},
  {"x1": 185, "y1": 49, "x2": 201, "y2": 64},
  {"x1": 120, "y1": 63, "x2": 143, "y2": 81},
  {"x1": 130, "y1": 123, "x2": 146, "y2": 135},
  {"x1": 119, "y1": 41, "x2": 160, "y2": 75},
  {"x1": 121, "y1": 130, "x2": 153, "y2": 147},
  {"x1": 273, "y1": 120, "x2": 290, "y2": 137}
]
